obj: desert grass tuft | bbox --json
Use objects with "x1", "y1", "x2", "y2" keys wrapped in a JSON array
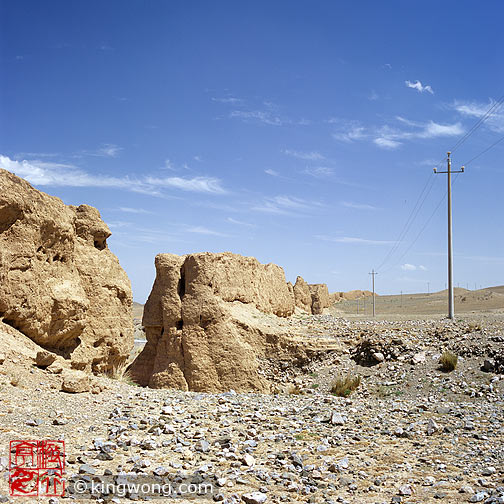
[
  {"x1": 103, "y1": 360, "x2": 138, "y2": 385},
  {"x1": 330, "y1": 373, "x2": 361, "y2": 397},
  {"x1": 286, "y1": 384, "x2": 303, "y2": 395},
  {"x1": 439, "y1": 351, "x2": 458, "y2": 372}
]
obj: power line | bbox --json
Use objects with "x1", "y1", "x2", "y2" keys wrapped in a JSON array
[
  {"x1": 381, "y1": 172, "x2": 463, "y2": 274},
  {"x1": 377, "y1": 95, "x2": 504, "y2": 271},
  {"x1": 375, "y1": 93, "x2": 503, "y2": 275},
  {"x1": 375, "y1": 173, "x2": 434, "y2": 271},
  {"x1": 449, "y1": 94, "x2": 504, "y2": 154},
  {"x1": 462, "y1": 133, "x2": 504, "y2": 166}
]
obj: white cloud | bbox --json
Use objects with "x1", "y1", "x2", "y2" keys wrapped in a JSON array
[
  {"x1": 332, "y1": 122, "x2": 367, "y2": 143},
  {"x1": 316, "y1": 235, "x2": 394, "y2": 245},
  {"x1": 401, "y1": 263, "x2": 417, "y2": 271},
  {"x1": 374, "y1": 137, "x2": 402, "y2": 149},
  {"x1": 187, "y1": 226, "x2": 228, "y2": 237},
  {"x1": 229, "y1": 110, "x2": 282, "y2": 126},
  {"x1": 420, "y1": 121, "x2": 463, "y2": 138},
  {"x1": 341, "y1": 201, "x2": 377, "y2": 210},
  {"x1": 405, "y1": 80, "x2": 434, "y2": 94},
  {"x1": 264, "y1": 168, "x2": 279, "y2": 177},
  {"x1": 282, "y1": 149, "x2": 325, "y2": 160},
  {"x1": 227, "y1": 217, "x2": 255, "y2": 227},
  {"x1": 333, "y1": 116, "x2": 462, "y2": 150},
  {"x1": 0, "y1": 155, "x2": 226, "y2": 196},
  {"x1": 303, "y1": 166, "x2": 333, "y2": 178},
  {"x1": 118, "y1": 207, "x2": 153, "y2": 214},
  {"x1": 144, "y1": 175, "x2": 226, "y2": 194},
  {"x1": 452, "y1": 99, "x2": 504, "y2": 133},
  {"x1": 95, "y1": 144, "x2": 122, "y2": 158},
  {"x1": 401, "y1": 263, "x2": 428, "y2": 271},
  {"x1": 252, "y1": 195, "x2": 313, "y2": 215},
  {"x1": 212, "y1": 96, "x2": 243, "y2": 104},
  {"x1": 374, "y1": 120, "x2": 464, "y2": 149}
]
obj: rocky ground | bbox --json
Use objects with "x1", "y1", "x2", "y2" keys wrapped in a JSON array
[{"x1": 0, "y1": 313, "x2": 503, "y2": 504}]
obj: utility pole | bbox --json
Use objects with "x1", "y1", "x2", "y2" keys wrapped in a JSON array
[
  {"x1": 427, "y1": 282, "x2": 430, "y2": 295},
  {"x1": 400, "y1": 290, "x2": 403, "y2": 308},
  {"x1": 434, "y1": 152, "x2": 464, "y2": 319},
  {"x1": 369, "y1": 269, "x2": 378, "y2": 317}
]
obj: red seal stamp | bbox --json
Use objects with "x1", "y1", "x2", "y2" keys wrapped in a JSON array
[{"x1": 9, "y1": 440, "x2": 65, "y2": 497}]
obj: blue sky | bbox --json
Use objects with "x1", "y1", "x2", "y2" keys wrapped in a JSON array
[{"x1": 1, "y1": 0, "x2": 503, "y2": 302}]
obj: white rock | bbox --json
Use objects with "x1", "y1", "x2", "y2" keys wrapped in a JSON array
[{"x1": 242, "y1": 491, "x2": 267, "y2": 504}]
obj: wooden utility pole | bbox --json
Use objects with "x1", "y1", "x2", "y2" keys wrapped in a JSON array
[
  {"x1": 369, "y1": 269, "x2": 378, "y2": 317},
  {"x1": 434, "y1": 152, "x2": 464, "y2": 319}
]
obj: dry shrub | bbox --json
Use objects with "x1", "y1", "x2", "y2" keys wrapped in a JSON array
[
  {"x1": 331, "y1": 373, "x2": 361, "y2": 397},
  {"x1": 467, "y1": 322, "x2": 481, "y2": 333},
  {"x1": 10, "y1": 372, "x2": 21, "y2": 387},
  {"x1": 286, "y1": 384, "x2": 303, "y2": 395},
  {"x1": 439, "y1": 351, "x2": 458, "y2": 372},
  {"x1": 103, "y1": 360, "x2": 138, "y2": 385}
]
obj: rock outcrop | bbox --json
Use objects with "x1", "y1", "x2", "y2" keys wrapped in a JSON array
[
  {"x1": 129, "y1": 252, "x2": 302, "y2": 392},
  {"x1": 293, "y1": 276, "x2": 312, "y2": 312},
  {"x1": 0, "y1": 169, "x2": 133, "y2": 372},
  {"x1": 309, "y1": 284, "x2": 331, "y2": 315}
]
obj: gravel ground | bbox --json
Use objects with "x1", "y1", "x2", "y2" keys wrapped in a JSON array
[{"x1": 0, "y1": 313, "x2": 503, "y2": 504}]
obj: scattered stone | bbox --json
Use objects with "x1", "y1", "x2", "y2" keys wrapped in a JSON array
[
  {"x1": 61, "y1": 370, "x2": 90, "y2": 393},
  {"x1": 427, "y1": 418, "x2": 440, "y2": 435},
  {"x1": 35, "y1": 350, "x2": 57, "y2": 368},
  {"x1": 242, "y1": 492, "x2": 267, "y2": 504},
  {"x1": 412, "y1": 351, "x2": 426, "y2": 364},
  {"x1": 331, "y1": 411, "x2": 346, "y2": 425}
]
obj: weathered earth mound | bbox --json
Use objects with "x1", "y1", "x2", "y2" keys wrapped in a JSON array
[
  {"x1": 0, "y1": 169, "x2": 133, "y2": 372},
  {"x1": 293, "y1": 276, "x2": 312, "y2": 312},
  {"x1": 309, "y1": 283, "x2": 331, "y2": 315},
  {"x1": 129, "y1": 252, "x2": 338, "y2": 392}
]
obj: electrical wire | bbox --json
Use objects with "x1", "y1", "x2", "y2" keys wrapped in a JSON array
[
  {"x1": 449, "y1": 94, "x2": 504, "y2": 154},
  {"x1": 380, "y1": 173, "x2": 462, "y2": 274},
  {"x1": 462, "y1": 133, "x2": 504, "y2": 166},
  {"x1": 376, "y1": 93, "x2": 503, "y2": 273}
]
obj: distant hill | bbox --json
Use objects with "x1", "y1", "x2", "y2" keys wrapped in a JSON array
[
  {"x1": 483, "y1": 285, "x2": 504, "y2": 295},
  {"x1": 132, "y1": 301, "x2": 144, "y2": 319}
]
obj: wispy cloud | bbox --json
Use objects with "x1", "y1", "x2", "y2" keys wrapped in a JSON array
[
  {"x1": 401, "y1": 263, "x2": 427, "y2": 271},
  {"x1": 405, "y1": 80, "x2": 434, "y2": 94},
  {"x1": 86, "y1": 144, "x2": 122, "y2": 158},
  {"x1": 144, "y1": 175, "x2": 226, "y2": 194},
  {"x1": 252, "y1": 195, "x2": 315, "y2": 215},
  {"x1": 0, "y1": 155, "x2": 226, "y2": 196},
  {"x1": 264, "y1": 168, "x2": 280, "y2": 177},
  {"x1": 212, "y1": 96, "x2": 243, "y2": 104},
  {"x1": 333, "y1": 117, "x2": 463, "y2": 150},
  {"x1": 341, "y1": 201, "x2": 377, "y2": 210},
  {"x1": 374, "y1": 137, "x2": 402, "y2": 149},
  {"x1": 282, "y1": 149, "x2": 325, "y2": 161},
  {"x1": 229, "y1": 110, "x2": 283, "y2": 126},
  {"x1": 452, "y1": 99, "x2": 504, "y2": 133},
  {"x1": 331, "y1": 121, "x2": 367, "y2": 143},
  {"x1": 401, "y1": 263, "x2": 416, "y2": 271},
  {"x1": 316, "y1": 235, "x2": 394, "y2": 245},
  {"x1": 227, "y1": 217, "x2": 255, "y2": 227},
  {"x1": 374, "y1": 120, "x2": 464, "y2": 149},
  {"x1": 118, "y1": 207, "x2": 154, "y2": 214},
  {"x1": 303, "y1": 166, "x2": 334, "y2": 178},
  {"x1": 187, "y1": 226, "x2": 228, "y2": 237}
]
